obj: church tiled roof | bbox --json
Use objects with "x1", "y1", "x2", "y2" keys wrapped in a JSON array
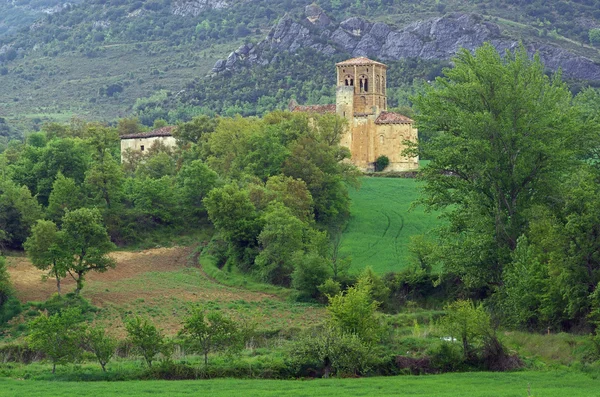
[
  {"x1": 375, "y1": 111, "x2": 413, "y2": 124},
  {"x1": 336, "y1": 57, "x2": 387, "y2": 67},
  {"x1": 120, "y1": 126, "x2": 175, "y2": 139},
  {"x1": 291, "y1": 104, "x2": 337, "y2": 114}
]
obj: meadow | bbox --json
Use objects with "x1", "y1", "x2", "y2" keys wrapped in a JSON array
[
  {"x1": 1, "y1": 371, "x2": 598, "y2": 397},
  {"x1": 340, "y1": 177, "x2": 442, "y2": 274}
]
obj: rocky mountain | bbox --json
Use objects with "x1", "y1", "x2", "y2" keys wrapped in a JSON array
[{"x1": 214, "y1": 7, "x2": 600, "y2": 81}]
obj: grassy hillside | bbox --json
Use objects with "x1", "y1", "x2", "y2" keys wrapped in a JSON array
[
  {"x1": 1, "y1": 371, "x2": 598, "y2": 396},
  {"x1": 340, "y1": 177, "x2": 442, "y2": 275}
]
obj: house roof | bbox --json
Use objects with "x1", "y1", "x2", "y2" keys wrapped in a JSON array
[
  {"x1": 375, "y1": 111, "x2": 413, "y2": 124},
  {"x1": 336, "y1": 57, "x2": 387, "y2": 68},
  {"x1": 120, "y1": 126, "x2": 175, "y2": 139},
  {"x1": 290, "y1": 104, "x2": 337, "y2": 114}
]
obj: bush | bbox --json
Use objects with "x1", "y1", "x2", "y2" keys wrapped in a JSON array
[
  {"x1": 288, "y1": 326, "x2": 380, "y2": 377},
  {"x1": 125, "y1": 316, "x2": 168, "y2": 368},
  {"x1": 374, "y1": 155, "x2": 390, "y2": 172},
  {"x1": 428, "y1": 342, "x2": 465, "y2": 373}
]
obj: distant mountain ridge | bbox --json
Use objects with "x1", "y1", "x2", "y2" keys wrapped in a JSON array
[{"x1": 213, "y1": 8, "x2": 600, "y2": 81}]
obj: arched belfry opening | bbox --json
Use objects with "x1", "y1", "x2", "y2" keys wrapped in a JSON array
[{"x1": 336, "y1": 56, "x2": 388, "y2": 114}]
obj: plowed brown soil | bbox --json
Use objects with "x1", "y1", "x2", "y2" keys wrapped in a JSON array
[{"x1": 6, "y1": 246, "x2": 193, "y2": 303}]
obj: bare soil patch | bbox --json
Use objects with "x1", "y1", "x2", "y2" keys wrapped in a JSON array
[{"x1": 6, "y1": 246, "x2": 193, "y2": 303}]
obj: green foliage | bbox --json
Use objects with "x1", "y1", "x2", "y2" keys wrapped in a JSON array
[
  {"x1": 60, "y1": 208, "x2": 116, "y2": 294},
  {"x1": 414, "y1": 43, "x2": 580, "y2": 293},
  {"x1": 288, "y1": 326, "x2": 378, "y2": 377},
  {"x1": 179, "y1": 307, "x2": 242, "y2": 366},
  {"x1": 84, "y1": 326, "x2": 118, "y2": 372},
  {"x1": 327, "y1": 280, "x2": 381, "y2": 344},
  {"x1": 0, "y1": 256, "x2": 15, "y2": 316},
  {"x1": 589, "y1": 28, "x2": 600, "y2": 46},
  {"x1": 46, "y1": 173, "x2": 84, "y2": 224},
  {"x1": 125, "y1": 316, "x2": 167, "y2": 368},
  {"x1": 255, "y1": 203, "x2": 307, "y2": 285},
  {"x1": 27, "y1": 308, "x2": 84, "y2": 373},
  {"x1": 374, "y1": 155, "x2": 390, "y2": 172},
  {"x1": 175, "y1": 159, "x2": 219, "y2": 221},
  {"x1": 438, "y1": 300, "x2": 492, "y2": 360},
  {"x1": 0, "y1": 179, "x2": 43, "y2": 249},
  {"x1": 291, "y1": 251, "x2": 331, "y2": 301},
  {"x1": 24, "y1": 220, "x2": 67, "y2": 294}
]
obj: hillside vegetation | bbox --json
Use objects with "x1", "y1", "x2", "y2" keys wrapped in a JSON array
[{"x1": 1, "y1": 0, "x2": 600, "y2": 132}]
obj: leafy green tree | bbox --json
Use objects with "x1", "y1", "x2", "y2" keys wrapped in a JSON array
[
  {"x1": 589, "y1": 28, "x2": 600, "y2": 46},
  {"x1": 288, "y1": 325, "x2": 375, "y2": 378},
  {"x1": 46, "y1": 173, "x2": 83, "y2": 224},
  {"x1": 84, "y1": 326, "x2": 118, "y2": 372},
  {"x1": 27, "y1": 308, "x2": 84, "y2": 373},
  {"x1": 0, "y1": 180, "x2": 43, "y2": 249},
  {"x1": 24, "y1": 220, "x2": 67, "y2": 295},
  {"x1": 439, "y1": 300, "x2": 492, "y2": 360},
  {"x1": 255, "y1": 203, "x2": 306, "y2": 285},
  {"x1": 179, "y1": 307, "x2": 241, "y2": 366},
  {"x1": 204, "y1": 183, "x2": 263, "y2": 271},
  {"x1": 291, "y1": 251, "x2": 331, "y2": 300},
  {"x1": 174, "y1": 115, "x2": 218, "y2": 145},
  {"x1": 0, "y1": 257, "x2": 12, "y2": 312},
  {"x1": 413, "y1": 43, "x2": 579, "y2": 292},
  {"x1": 61, "y1": 208, "x2": 115, "y2": 295},
  {"x1": 125, "y1": 316, "x2": 167, "y2": 368},
  {"x1": 175, "y1": 159, "x2": 218, "y2": 220},
  {"x1": 327, "y1": 280, "x2": 381, "y2": 344}
]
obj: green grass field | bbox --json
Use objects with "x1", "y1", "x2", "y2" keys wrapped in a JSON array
[
  {"x1": 340, "y1": 177, "x2": 442, "y2": 274},
  {"x1": 1, "y1": 371, "x2": 597, "y2": 396}
]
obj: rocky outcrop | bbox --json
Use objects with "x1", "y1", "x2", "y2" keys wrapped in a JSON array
[
  {"x1": 171, "y1": 0, "x2": 229, "y2": 17},
  {"x1": 211, "y1": 10, "x2": 600, "y2": 81}
]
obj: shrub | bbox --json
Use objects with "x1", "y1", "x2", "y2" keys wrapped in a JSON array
[
  {"x1": 84, "y1": 326, "x2": 118, "y2": 371},
  {"x1": 27, "y1": 308, "x2": 84, "y2": 373},
  {"x1": 374, "y1": 155, "x2": 390, "y2": 172},
  {"x1": 125, "y1": 316, "x2": 168, "y2": 368},
  {"x1": 427, "y1": 342, "x2": 465, "y2": 373}
]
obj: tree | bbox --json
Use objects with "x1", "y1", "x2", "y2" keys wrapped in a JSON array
[
  {"x1": 589, "y1": 28, "x2": 600, "y2": 46},
  {"x1": 179, "y1": 307, "x2": 241, "y2": 366},
  {"x1": 174, "y1": 115, "x2": 217, "y2": 145},
  {"x1": 438, "y1": 300, "x2": 492, "y2": 361},
  {"x1": 327, "y1": 279, "x2": 381, "y2": 344},
  {"x1": 255, "y1": 203, "x2": 306, "y2": 285},
  {"x1": 125, "y1": 316, "x2": 167, "y2": 368},
  {"x1": 24, "y1": 220, "x2": 67, "y2": 295},
  {"x1": 0, "y1": 257, "x2": 12, "y2": 311},
  {"x1": 46, "y1": 173, "x2": 83, "y2": 224},
  {"x1": 84, "y1": 326, "x2": 117, "y2": 371},
  {"x1": 175, "y1": 159, "x2": 218, "y2": 220},
  {"x1": 204, "y1": 183, "x2": 263, "y2": 271},
  {"x1": 28, "y1": 308, "x2": 84, "y2": 373},
  {"x1": 413, "y1": 43, "x2": 579, "y2": 293},
  {"x1": 61, "y1": 208, "x2": 115, "y2": 295},
  {"x1": 0, "y1": 180, "x2": 43, "y2": 249},
  {"x1": 291, "y1": 251, "x2": 331, "y2": 300}
]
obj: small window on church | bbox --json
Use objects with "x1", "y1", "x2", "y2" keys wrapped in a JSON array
[
  {"x1": 379, "y1": 135, "x2": 384, "y2": 145},
  {"x1": 140, "y1": 145, "x2": 145, "y2": 151},
  {"x1": 364, "y1": 78, "x2": 368, "y2": 92}
]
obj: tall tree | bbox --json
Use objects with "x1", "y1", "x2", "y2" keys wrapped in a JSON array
[
  {"x1": 60, "y1": 208, "x2": 115, "y2": 295},
  {"x1": 413, "y1": 43, "x2": 579, "y2": 293},
  {"x1": 24, "y1": 220, "x2": 67, "y2": 295}
]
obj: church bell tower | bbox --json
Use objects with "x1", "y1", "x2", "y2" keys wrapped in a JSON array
[{"x1": 335, "y1": 57, "x2": 388, "y2": 117}]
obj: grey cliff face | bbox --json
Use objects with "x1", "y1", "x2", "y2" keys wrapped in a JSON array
[
  {"x1": 171, "y1": 0, "x2": 230, "y2": 17},
  {"x1": 211, "y1": 12, "x2": 600, "y2": 81}
]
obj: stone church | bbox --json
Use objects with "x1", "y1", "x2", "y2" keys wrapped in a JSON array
[{"x1": 291, "y1": 57, "x2": 419, "y2": 172}]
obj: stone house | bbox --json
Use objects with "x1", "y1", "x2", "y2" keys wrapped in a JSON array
[
  {"x1": 120, "y1": 126, "x2": 177, "y2": 163},
  {"x1": 291, "y1": 57, "x2": 419, "y2": 172}
]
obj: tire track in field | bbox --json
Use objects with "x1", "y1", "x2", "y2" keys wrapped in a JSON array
[{"x1": 392, "y1": 210, "x2": 405, "y2": 265}]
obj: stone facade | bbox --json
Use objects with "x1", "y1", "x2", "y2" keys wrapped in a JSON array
[
  {"x1": 120, "y1": 126, "x2": 177, "y2": 162},
  {"x1": 293, "y1": 57, "x2": 418, "y2": 172}
]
